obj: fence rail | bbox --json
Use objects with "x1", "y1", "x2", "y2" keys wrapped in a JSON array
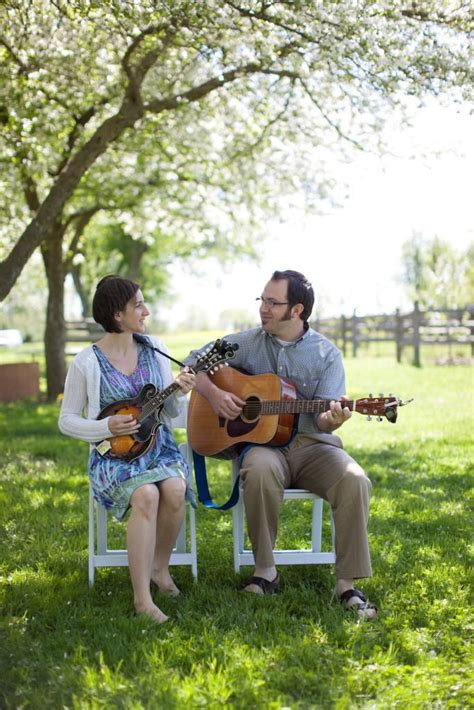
[
  {"x1": 311, "y1": 303, "x2": 474, "y2": 366},
  {"x1": 65, "y1": 319, "x2": 104, "y2": 355},
  {"x1": 66, "y1": 305, "x2": 474, "y2": 366}
]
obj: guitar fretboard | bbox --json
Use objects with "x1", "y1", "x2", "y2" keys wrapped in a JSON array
[{"x1": 258, "y1": 399, "x2": 354, "y2": 415}]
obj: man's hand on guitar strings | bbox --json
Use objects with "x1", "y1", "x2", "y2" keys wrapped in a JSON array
[
  {"x1": 317, "y1": 396, "x2": 352, "y2": 433},
  {"x1": 210, "y1": 387, "x2": 245, "y2": 420}
]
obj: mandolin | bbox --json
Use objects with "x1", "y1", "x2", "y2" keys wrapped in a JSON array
[
  {"x1": 95, "y1": 339, "x2": 237, "y2": 461},
  {"x1": 188, "y1": 366, "x2": 412, "y2": 458}
]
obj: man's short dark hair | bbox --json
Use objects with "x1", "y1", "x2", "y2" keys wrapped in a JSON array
[
  {"x1": 92, "y1": 275, "x2": 140, "y2": 333},
  {"x1": 271, "y1": 270, "x2": 314, "y2": 322}
]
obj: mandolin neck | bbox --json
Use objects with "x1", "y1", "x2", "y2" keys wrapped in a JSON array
[{"x1": 139, "y1": 382, "x2": 181, "y2": 421}]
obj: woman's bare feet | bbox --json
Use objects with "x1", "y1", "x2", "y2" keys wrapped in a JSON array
[
  {"x1": 135, "y1": 601, "x2": 169, "y2": 624},
  {"x1": 151, "y1": 570, "x2": 181, "y2": 597}
]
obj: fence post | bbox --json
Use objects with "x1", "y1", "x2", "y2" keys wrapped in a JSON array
[
  {"x1": 351, "y1": 311, "x2": 358, "y2": 358},
  {"x1": 413, "y1": 301, "x2": 421, "y2": 367},
  {"x1": 468, "y1": 306, "x2": 474, "y2": 358},
  {"x1": 340, "y1": 315, "x2": 346, "y2": 357},
  {"x1": 395, "y1": 308, "x2": 403, "y2": 363}
]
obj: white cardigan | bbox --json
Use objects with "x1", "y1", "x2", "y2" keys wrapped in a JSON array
[{"x1": 58, "y1": 336, "x2": 183, "y2": 444}]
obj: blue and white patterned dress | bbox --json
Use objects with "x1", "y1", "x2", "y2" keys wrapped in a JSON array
[{"x1": 88, "y1": 341, "x2": 195, "y2": 520}]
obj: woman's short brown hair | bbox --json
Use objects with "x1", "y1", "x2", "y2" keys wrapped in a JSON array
[{"x1": 92, "y1": 275, "x2": 140, "y2": 333}]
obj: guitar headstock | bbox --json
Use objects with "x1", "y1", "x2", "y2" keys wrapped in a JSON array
[
  {"x1": 355, "y1": 395, "x2": 400, "y2": 423},
  {"x1": 193, "y1": 339, "x2": 238, "y2": 375}
]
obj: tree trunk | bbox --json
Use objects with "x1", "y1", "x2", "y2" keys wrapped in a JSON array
[
  {"x1": 128, "y1": 240, "x2": 149, "y2": 282},
  {"x1": 71, "y1": 263, "x2": 90, "y2": 318},
  {"x1": 42, "y1": 228, "x2": 67, "y2": 401}
]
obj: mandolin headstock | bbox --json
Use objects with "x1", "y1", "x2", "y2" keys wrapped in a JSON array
[{"x1": 194, "y1": 339, "x2": 239, "y2": 375}]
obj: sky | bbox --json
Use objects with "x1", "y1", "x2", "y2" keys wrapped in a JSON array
[{"x1": 161, "y1": 100, "x2": 473, "y2": 330}]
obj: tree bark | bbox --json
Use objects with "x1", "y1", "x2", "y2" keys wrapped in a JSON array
[
  {"x1": 71, "y1": 264, "x2": 90, "y2": 319},
  {"x1": 42, "y1": 227, "x2": 67, "y2": 401},
  {"x1": 127, "y1": 241, "x2": 149, "y2": 282}
]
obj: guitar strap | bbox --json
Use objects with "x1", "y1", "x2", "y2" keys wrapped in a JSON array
[
  {"x1": 192, "y1": 433, "x2": 298, "y2": 511},
  {"x1": 192, "y1": 451, "x2": 241, "y2": 510},
  {"x1": 133, "y1": 333, "x2": 188, "y2": 369}
]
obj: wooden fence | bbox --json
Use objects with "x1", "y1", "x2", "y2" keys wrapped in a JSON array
[
  {"x1": 65, "y1": 319, "x2": 104, "y2": 355},
  {"x1": 66, "y1": 305, "x2": 474, "y2": 367},
  {"x1": 311, "y1": 303, "x2": 474, "y2": 366}
]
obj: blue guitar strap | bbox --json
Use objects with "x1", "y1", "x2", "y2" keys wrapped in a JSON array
[
  {"x1": 192, "y1": 450, "x2": 241, "y2": 510},
  {"x1": 192, "y1": 428, "x2": 298, "y2": 511}
]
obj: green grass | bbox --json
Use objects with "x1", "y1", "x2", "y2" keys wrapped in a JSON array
[{"x1": 1, "y1": 344, "x2": 473, "y2": 708}]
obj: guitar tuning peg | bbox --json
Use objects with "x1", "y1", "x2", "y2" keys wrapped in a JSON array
[
  {"x1": 366, "y1": 415, "x2": 372, "y2": 421},
  {"x1": 376, "y1": 416, "x2": 383, "y2": 422},
  {"x1": 379, "y1": 392, "x2": 384, "y2": 398},
  {"x1": 389, "y1": 392, "x2": 393, "y2": 397},
  {"x1": 368, "y1": 393, "x2": 373, "y2": 398}
]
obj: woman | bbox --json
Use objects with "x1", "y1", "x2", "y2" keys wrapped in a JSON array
[{"x1": 59, "y1": 275, "x2": 196, "y2": 624}]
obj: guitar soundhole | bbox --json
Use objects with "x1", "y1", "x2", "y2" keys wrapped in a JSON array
[{"x1": 241, "y1": 396, "x2": 261, "y2": 423}]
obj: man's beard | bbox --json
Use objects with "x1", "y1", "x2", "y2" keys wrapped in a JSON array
[
  {"x1": 280, "y1": 306, "x2": 292, "y2": 322},
  {"x1": 264, "y1": 306, "x2": 292, "y2": 333}
]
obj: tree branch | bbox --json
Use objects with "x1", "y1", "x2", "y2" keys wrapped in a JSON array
[
  {"x1": 65, "y1": 208, "x2": 100, "y2": 270},
  {"x1": 0, "y1": 36, "x2": 30, "y2": 74},
  {"x1": 299, "y1": 78, "x2": 365, "y2": 150}
]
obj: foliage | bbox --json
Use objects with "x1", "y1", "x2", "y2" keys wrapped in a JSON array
[
  {"x1": 1, "y1": 0, "x2": 473, "y2": 297},
  {"x1": 1, "y1": 0, "x2": 473, "y2": 397},
  {"x1": 402, "y1": 233, "x2": 474, "y2": 308},
  {"x1": 1, "y1": 351, "x2": 473, "y2": 708}
]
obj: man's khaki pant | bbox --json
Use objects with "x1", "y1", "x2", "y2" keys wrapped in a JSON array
[{"x1": 240, "y1": 433, "x2": 372, "y2": 580}]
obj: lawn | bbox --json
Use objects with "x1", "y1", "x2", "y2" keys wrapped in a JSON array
[{"x1": 1, "y1": 339, "x2": 472, "y2": 708}]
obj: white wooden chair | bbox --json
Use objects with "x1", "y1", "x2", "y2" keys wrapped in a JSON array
[
  {"x1": 88, "y1": 406, "x2": 197, "y2": 586},
  {"x1": 231, "y1": 460, "x2": 335, "y2": 572}
]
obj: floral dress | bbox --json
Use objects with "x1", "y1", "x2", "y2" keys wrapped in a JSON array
[{"x1": 88, "y1": 341, "x2": 195, "y2": 520}]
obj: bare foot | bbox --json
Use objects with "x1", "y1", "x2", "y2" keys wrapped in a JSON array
[
  {"x1": 151, "y1": 571, "x2": 181, "y2": 597},
  {"x1": 135, "y1": 602, "x2": 169, "y2": 625}
]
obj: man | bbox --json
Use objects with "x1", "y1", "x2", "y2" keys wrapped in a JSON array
[{"x1": 186, "y1": 270, "x2": 377, "y2": 620}]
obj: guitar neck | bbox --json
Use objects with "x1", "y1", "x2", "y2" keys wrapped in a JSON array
[
  {"x1": 261, "y1": 399, "x2": 354, "y2": 415},
  {"x1": 139, "y1": 382, "x2": 181, "y2": 421}
]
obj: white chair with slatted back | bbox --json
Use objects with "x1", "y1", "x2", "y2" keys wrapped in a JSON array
[
  {"x1": 231, "y1": 460, "x2": 335, "y2": 572},
  {"x1": 88, "y1": 404, "x2": 197, "y2": 586}
]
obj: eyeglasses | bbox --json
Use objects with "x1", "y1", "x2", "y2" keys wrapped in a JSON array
[{"x1": 256, "y1": 297, "x2": 289, "y2": 309}]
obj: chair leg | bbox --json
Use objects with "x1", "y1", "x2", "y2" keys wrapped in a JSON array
[
  {"x1": 88, "y1": 487, "x2": 95, "y2": 587},
  {"x1": 232, "y1": 496, "x2": 245, "y2": 574},
  {"x1": 311, "y1": 497, "x2": 323, "y2": 553},
  {"x1": 189, "y1": 504, "x2": 198, "y2": 580}
]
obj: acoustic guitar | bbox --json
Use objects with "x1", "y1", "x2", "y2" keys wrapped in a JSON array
[
  {"x1": 188, "y1": 366, "x2": 410, "y2": 459},
  {"x1": 95, "y1": 339, "x2": 237, "y2": 461}
]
